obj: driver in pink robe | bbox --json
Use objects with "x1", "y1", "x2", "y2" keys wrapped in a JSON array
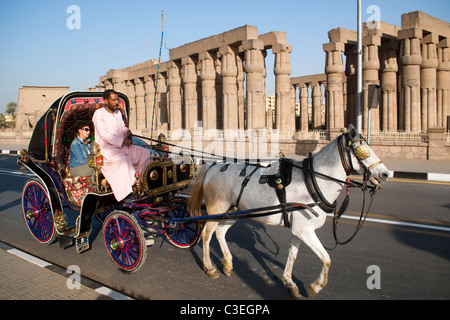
[{"x1": 92, "y1": 90, "x2": 150, "y2": 201}]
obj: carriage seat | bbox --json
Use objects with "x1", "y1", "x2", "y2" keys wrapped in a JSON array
[{"x1": 64, "y1": 176, "x2": 97, "y2": 206}]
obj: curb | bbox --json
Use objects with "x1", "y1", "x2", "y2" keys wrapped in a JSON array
[
  {"x1": 0, "y1": 241, "x2": 134, "y2": 300},
  {"x1": 390, "y1": 170, "x2": 450, "y2": 182},
  {"x1": 1, "y1": 150, "x2": 19, "y2": 155}
]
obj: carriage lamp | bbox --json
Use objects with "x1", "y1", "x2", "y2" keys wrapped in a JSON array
[
  {"x1": 157, "y1": 133, "x2": 169, "y2": 151},
  {"x1": 88, "y1": 142, "x2": 103, "y2": 187}
]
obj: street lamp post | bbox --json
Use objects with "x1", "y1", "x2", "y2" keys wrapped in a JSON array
[{"x1": 356, "y1": 0, "x2": 363, "y2": 133}]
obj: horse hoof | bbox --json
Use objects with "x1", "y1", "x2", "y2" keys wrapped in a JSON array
[
  {"x1": 308, "y1": 285, "x2": 320, "y2": 298},
  {"x1": 223, "y1": 267, "x2": 233, "y2": 277},
  {"x1": 289, "y1": 287, "x2": 302, "y2": 298},
  {"x1": 206, "y1": 270, "x2": 219, "y2": 279},
  {"x1": 283, "y1": 279, "x2": 302, "y2": 298}
]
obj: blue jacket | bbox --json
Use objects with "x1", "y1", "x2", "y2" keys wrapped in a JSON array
[{"x1": 69, "y1": 137, "x2": 90, "y2": 168}]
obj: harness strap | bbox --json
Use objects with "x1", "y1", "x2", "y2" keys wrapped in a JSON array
[
  {"x1": 303, "y1": 154, "x2": 337, "y2": 214},
  {"x1": 258, "y1": 158, "x2": 295, "y2": 228},
  {"x1": 230, "y1": 166, "x2": 260, "y2": 215},
  {"x1": 337, "y1": 134, "x2": 354, "y2": 174}
]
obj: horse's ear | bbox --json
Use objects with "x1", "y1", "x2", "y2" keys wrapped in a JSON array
[{"x1": 348, "y1": 124, "x2": 358, "y2": 140}]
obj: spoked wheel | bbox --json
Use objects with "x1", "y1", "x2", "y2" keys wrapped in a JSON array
[
  {"x1": 162, "y1": 197, "x2": 200, "y2": 248},
  {"x1": 103, "y1": 210, "x2": 147, "y2": 272},
  {"x1": 22, "y1": 179, "x2": 56, "y2": 245}
]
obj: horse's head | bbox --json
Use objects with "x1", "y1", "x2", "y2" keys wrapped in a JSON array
[{"x1": 343, "y1": 124, "x2": 390, "y2": 187}]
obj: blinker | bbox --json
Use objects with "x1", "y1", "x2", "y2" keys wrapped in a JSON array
[{"x1": 355, "y1": 144, "x2": 370, "y2": 160}]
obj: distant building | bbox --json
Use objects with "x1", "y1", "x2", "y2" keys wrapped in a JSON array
[{"x1": 15, "y1": 86, "x2": 69, "y2": 130}]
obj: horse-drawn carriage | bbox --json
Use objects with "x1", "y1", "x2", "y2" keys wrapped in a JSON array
[
  {"x1": 17, "y1": 90, "x2": 390, "y2": 297},
  {"x1": 17, "y1": 91, "x2": 199, "y2": 272}
]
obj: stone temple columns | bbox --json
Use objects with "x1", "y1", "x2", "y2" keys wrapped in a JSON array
[
  {"x1": 379, "y1": 40, "x2": 398, "y2": 131},
  {"x1": 199, "y1": 52, "x2": 217, "y2": 130},
  {"x1": 144, "y1": 75, "x2": 155, "y2": 130},
  {"x1": 182, "y1": 56, "x2": 198, "y2": 131},
  {"x1": 323, "y1": 41, "x2": 345, "y2": 129},
  {"x1": 299, "y1": 85, "x2": 309, "y2": 131},
  {"x1": 134, "y1": 78, "x2": 145, "y2": 131},
  {"x1": 99, "y1": 26, "x2": 297, "y2": 136},
  {"x1": 363, "y1": 34, "x2": 381, "y2": 131},
  {"x1": 421, "y1": 33, "x2": 439, "y2": 130},
  {"x1": 243, "y1": 39, "x2": 266, "y2": 130},
  {"x1": 399, "y1": 28, "x2": 422, "y2": 131},
  {"x1": 437, "y1": 39, "x2": 450, "y2": 127},
  {"x1": 219, "y1": 46, "x2": 239, "y2": 131},
  {"x1": 126, "y1": 80, "x2": 136, "y2": 130},
  {"x1": 273, "y1": 44, "x2": 294, "y2": 136},
  {"x1": 168, "y1": 61, "x2": 182, "y2": 131}
]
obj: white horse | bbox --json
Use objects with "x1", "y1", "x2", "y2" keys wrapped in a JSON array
[{"x1": 188, "y1": 125, "x2": 389, "y2": 298}]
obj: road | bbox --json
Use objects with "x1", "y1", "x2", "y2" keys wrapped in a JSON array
[{"x1": 0, "y1": 153, "x2": 449, "y2": 300}]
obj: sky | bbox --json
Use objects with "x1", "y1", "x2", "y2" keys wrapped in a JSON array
[{"x1": 1, "y1": 0, "x2": 449, "y2": 114}]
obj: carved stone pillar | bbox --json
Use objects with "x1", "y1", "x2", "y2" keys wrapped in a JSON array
[
  {"x1": 243, "y1": 39, "x2": 266, "y2": 130},
  {"x1": 323, "y1": 41, "x2": 345, "y2": 129},
  {"x1": 437, "y1": 38, "x2": 450, "y2": 129},
  {"x1": 273, "y1": 43, "x2": 294, "y2": 136},
  {"x1": 399, "y1": 28, "x2": 422, "y2": 131},
  {"x1": 168, "y1": 61, "x2": 182, "y2": 131},
  {"x1": 345, "y1": 45, "x2": 357, "y2": 127},
  {"x1": 112, "y1": 73, "x2": 125, "y2": 93},
  {"x1": 104, "y1": 79, "x2": 113, "y2": 90},
  {"x1": 236, "y1": 54, "x2": 245, "y2": 130},
  {"x1": 363, "y1": 35, "x2": 381, "y2": 132},
  {"x1": 380, "y1": 40, "x2": 399, "y2": 131},
  {"x1": 298, "y1": 84, "x2": 308, "y2": 131},
  {"x1": 219, "y1": 46, "x2": 239, "y2": 131},
  {"x1": 182, "y1": 56, "x2": 198, "y2": 131},
  {"x1": 421, "y1": 33, "x2": 439, "y2": 130},
  {"x1": 199, "y1": 52, "x2": 217, "y2": 130},
  {"x1": 144, "y1": 75, "x2": 155, "y2": 130},
  {"x1": 134, "y1": 78, "x2": 145, "y2": 131},
  {"x1": 311, "y1": 83, "x2": 322, "y2": 129},
  {"x1": 126, "y1": 80, "x2": 136, "y2": 130},
  {"x1": 156, "y1": 73, "x2": 168, "y2": 132}
]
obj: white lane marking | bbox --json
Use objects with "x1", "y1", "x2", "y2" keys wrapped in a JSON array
[{"x1": 327, "y1": 213, "x2": 450, "y2": 233}]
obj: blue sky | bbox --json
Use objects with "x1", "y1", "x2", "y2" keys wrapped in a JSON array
[{"x1": 1, "y1": 0, "x2": 449, "y2": 113}]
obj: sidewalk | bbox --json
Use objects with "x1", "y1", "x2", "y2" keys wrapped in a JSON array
[{"x1": 0, "y1": 241, "x2": 132, "y2": 300}]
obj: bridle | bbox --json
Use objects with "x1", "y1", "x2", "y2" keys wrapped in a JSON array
[{"x1": 294, "y1": 130, "x2": 384, "y2": 249}]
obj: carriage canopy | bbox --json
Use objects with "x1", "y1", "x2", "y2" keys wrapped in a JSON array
[{"x1": 27, "y1": 91, "x2": 129, "y2": 162}]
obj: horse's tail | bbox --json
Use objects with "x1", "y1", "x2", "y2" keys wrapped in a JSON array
[{"x1": 188, "y1": 164, "x2": 211, "y2": 217}]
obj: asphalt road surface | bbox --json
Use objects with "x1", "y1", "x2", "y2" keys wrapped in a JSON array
[{"x1": 0, "y1": 154, "x2": 449, "y2": 300}]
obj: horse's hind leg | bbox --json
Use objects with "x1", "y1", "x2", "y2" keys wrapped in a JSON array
[
  {"x1": 201, "y1": 221, "x2": 220, "y2": 279},
  {"x1": 215, "y1": 221, "x2": 236, "y2": 277},
  {"x1": 282, "y1": 236, "x2": 302, "y2": 298},
  {"x1": 299, "y1": 229, "x2": 331, "y2": 298}
]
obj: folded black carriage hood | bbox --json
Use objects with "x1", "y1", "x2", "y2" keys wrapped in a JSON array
[{"x1": 27, "y1": 91, "x2": 129, "y2": 161}]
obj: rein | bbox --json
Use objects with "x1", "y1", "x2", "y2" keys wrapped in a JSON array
[
  {"x1": 288, "y1": 132, "x2": 379, "y2": 250},
  {"x1": 136, "y1": 131, "x2": 379, "y2": 248}
]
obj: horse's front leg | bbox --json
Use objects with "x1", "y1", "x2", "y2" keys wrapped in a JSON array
[
  {"x1": 201, "y1": 221, "x2": 220, "y2": 279},
  {"x1": 215, "y1": 221, "x2": 235, "y2": 277},
  {"x1": 282, "y1": 236, "x2": 302, "y2": 298},
  {"x1": 299, "y1": 229, "x2": 331, "y2": 298}
]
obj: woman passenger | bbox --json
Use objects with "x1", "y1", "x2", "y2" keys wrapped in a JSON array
[{"x1": 69, "y1": 122, "x2": 94, "y2": 177}]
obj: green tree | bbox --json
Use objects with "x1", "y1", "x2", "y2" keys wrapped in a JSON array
[{"x1": 6, "y1": 102, "x2": 17, "y2": 117}]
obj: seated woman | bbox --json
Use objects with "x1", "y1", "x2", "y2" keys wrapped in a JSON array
[{"x1": 69, "y1": 122, "x2": 94, "y2": 177}]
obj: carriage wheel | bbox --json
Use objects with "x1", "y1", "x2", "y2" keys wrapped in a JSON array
[
  {"x1": 103, "y1": 210, "x2": 147, "y2": 272},
  {"x1": 162, "y1": 197, "x2": 200, "y2": 248},
  {"x1": 22, "y1": 179, "x2": 57, "y2": 245}
]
